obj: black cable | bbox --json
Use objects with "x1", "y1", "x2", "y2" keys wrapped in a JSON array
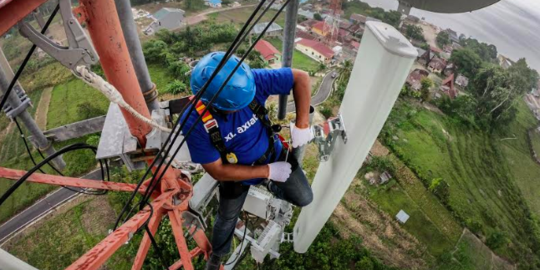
[
  {"x1": 0, "y1": 4, "x2": 60, "y2": 112},
  {"x1": 0, "y1": 143, "x2": 101, "y2": 207},
  {"x1": 134, "y1": 0, "x2": 278, "y2": 210},
  {"x1": 13, "y1": 119, "x2": 109, "y2": 195},
  {"x1": 142, "y1": 203, "x2": 169, "y2": 270},
  {"x1": 13, "y1": 119, "x2": 46, "y2": 174},
  {"x1": 225, "y1": 212, "x2": 249, "y2": 266},
  {"x1": 138, "y1": 0, "x2": 282, "y2": 209},
  {"x1": 138, "y1": 0, "x2": 292, "y2": 211},
  {"x1": 112, "y1": 0, "x2": 272, "y2": 230}
]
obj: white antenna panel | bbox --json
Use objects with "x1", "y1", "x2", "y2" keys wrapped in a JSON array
[{"x1": 293, "y1": 21, "x2": 417, "y2": 253}]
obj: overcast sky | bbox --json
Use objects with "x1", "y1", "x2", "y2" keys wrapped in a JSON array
[{"x1": 359, "y1": 0, "x2": 540, "y2": 71}]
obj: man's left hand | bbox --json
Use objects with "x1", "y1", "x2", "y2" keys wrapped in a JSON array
[{"x1": 291, "y1": 123, "x2": 313, "y2": 148}]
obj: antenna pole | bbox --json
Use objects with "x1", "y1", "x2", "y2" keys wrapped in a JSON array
[
  {"x1": 114, "y1": 0, "x2": 160, "y2": 112},
  {"x1": 278, "y1": 0, "x2": 300, "y2": 119}
]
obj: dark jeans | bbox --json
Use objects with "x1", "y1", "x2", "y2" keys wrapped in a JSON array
[{"x1": 211, "y1": 159, "x2": 313, "y2": 256}]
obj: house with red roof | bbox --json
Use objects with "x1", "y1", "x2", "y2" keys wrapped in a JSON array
[
  {"x1": 440, "y1": 73, "x2": 458, "y2": 99},
  {"x1": 295, "y1": 38, "x2": 334, "y2": 63},
  {"x1": 311, "y1": 21, "x2": 331, "y2": 37},
  {"x1": 254, "y1": 39, "x2": 281, "y2": 66}
]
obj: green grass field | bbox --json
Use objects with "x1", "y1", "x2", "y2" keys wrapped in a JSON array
[
  {"x1": 384, "y1": 100, "x2": 540, "y2": 265},
  {"x1": 47, "y1": 78, "x2": 109, "y2": 130},
  {"x1": 211, "y1": 7, "x2": 287, "y2": 29},
  {"x1": 147, "y1": 63, "x2": 175, "y2": 95},
  {"x1": 267, "y1": 38, "x2": 320, "y2": 72},
  {"x1": 532, "y1": 129, "x2": 540, "y2": 163},
  {"x1": 498, "y1": 101, "x2": 540, "y2": 216},
  {"x1": 0, "y1": 89, "x2": 44, "y2": 163},
  {"x1": 6, "y1": 197, "x2": 124, "y2": 269},
  {"x1": 366, "y1": 178, "x2": 459, "y2": 256}
]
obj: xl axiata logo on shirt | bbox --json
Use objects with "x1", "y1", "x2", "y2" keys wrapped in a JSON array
[{"x1": 224, "y1": 114, "x2": 259, "y2": 142}]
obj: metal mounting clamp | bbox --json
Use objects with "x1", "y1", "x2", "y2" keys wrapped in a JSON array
[
  {"x1": 312, "y1": 114, "x2": 347, "y2": 161},
  {"x1": 18, "y1": 0, "x2": 98, "y2": 70},
  {"x1": 2, "y1": 86, "x2": 32, "y2": 119}
]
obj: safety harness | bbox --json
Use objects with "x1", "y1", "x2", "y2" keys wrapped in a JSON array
[{"x1": 193, "y1": 98, "x2": 280, "y2": 165}]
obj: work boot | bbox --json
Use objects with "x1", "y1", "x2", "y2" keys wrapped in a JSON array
[{"x1": 205, "y1": 254, "x2": 222, "y2": 270}]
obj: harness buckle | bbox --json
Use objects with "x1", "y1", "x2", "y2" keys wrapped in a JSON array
[{"x1": 203, "y1": 119, "x2": 219, "y2": 133}]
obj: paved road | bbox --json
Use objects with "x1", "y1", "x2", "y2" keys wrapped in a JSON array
[
  {"x1": 286, "y1": 70, "x2": 336, "y2": 113},
  {"x1": 0, "y1": 169, "x2": 102, "y2": 244}
]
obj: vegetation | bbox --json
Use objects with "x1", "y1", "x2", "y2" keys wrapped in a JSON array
[
  {"x1": 459, "y1": 37, "x2": 498, "y2": 63},
  {"x1": 380, "y1": 101, "x2": 540, "y2": 268},
  {"x1": 314, "y1": 13, "x2": 323, "y2": 21},
  {"x1": 404, "y1": 25, "x2": 426, "y2": 43},
  {"x1": 436, "y1": 31, "x2": 451, "y2": 48},
  {"x1": 47, "y1": 79, "x2": 109, "y2": 129},
  {"x1": 420, "y1": 77, "x2": 433, "y2": 103},
  {"x1": 342, "y1": 0, "x2": 401, "y2": 28},
  {"x1": 444, "y1": 41, "x2": 538, "y2": 131}
]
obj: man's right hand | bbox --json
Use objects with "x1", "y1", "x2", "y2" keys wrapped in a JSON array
[{"x1": 267, "y1": 162, "x2": 292, "y2": 182}]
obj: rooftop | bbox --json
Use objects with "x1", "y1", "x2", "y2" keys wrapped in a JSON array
[
  {"x1": 153, "y1": 8, "x2": 185, "y2": 20},
  {"x1": 251, "y1": 22, "x2": 283, "y2": 34},
  {"x1": 297, "y1": 38, "x2": 334, "y2": 58},
  {"x1": 254, "y1": 40, "x2": 280, "y2": 61}
]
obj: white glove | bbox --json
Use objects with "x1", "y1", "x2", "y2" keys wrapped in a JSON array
[
  {"x1": 267, "y1": 162, "x2": 292, "y2": 182},
  {"x1": 290, "y1": 123, "x2": 313, "y2": 148}
]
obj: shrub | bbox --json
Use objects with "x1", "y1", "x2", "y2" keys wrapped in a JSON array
[
  {"x1": 320, "y1": 106, "x2": 333, "y2": 119},
  {"x1": 466, "y1": 218, "x2": 484, "y2": 234},
  {"x1": 164, "y1": 80, "x2": 187, "y2": 95},
  {"x1": 429, "y1": 178, "x2": 450, "y2": 205},
  {"x1": 86, "y1": 135, "x2": 101, "y2": 147},
  {"x1": 486, "y1": 230, "x2": 508, "y2": 250}
]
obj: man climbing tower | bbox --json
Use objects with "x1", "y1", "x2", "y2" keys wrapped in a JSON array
[{"x1": 182, "y1": 52, "x2": 314, "y2": 270}]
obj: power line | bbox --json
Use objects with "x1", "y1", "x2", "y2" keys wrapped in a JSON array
[
  {"x1": 138, "y1": 0, "x2": 292, "y2": 214},
  {"x1": 112, "y1": 0, "x2": 273, "y2": 230},
  {"x1": 13, "y1": 118, "x2": 109, "y2": 195},
  {"x1": 0, "y1": 143, "x2": 103, "y2": 207}
]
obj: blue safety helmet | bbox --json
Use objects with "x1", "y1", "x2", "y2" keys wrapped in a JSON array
[{"x1": 190, "y1": 52, "x2": 255, "y2": 111}]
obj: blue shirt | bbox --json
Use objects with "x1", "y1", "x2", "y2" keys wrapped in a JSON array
[{"x1": 181, "y1": 68, "x2": 294, "y2": 185}]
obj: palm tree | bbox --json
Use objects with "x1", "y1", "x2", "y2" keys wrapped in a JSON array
[{"x1": 336, "y1": 60, "x2": 353, "y2": 84}]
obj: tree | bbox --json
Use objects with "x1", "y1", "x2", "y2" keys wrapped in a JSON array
[
  {"x1": 460, "y1": 37, "x2": 498, "y2": 62},
  {"x1": 314, "y1": 13, "x2": 323, "y2": 21},
  {"x1": 508, "y1": 58, "x2": 539, "y2": 91},
  {"x1": 382, "y1": 11, "x2": 402, "y2": 28},
  {"x1": 449, "y1": 49, "x2": 483, "y2": 79},
  {"x1": 436, "y1": 31, "x2": 450, "y2": 48},
  {"x1": 429, "y1": 178, "x2": 450, "y2": 205},
  {"x1": 143, "y1": 39, "x2": 169, "y2": 63},
  {"x1": 420, "y1": 77, "x2": 433, "y2": 103},
  {"x1": 404, "y1": 25, "x2": 425, "y2": 42}
]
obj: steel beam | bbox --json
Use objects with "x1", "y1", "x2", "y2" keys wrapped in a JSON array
[
  {"x1": 79, "y1": 0, "x2": 152, "y2": 145},
  {"x1": 66, "y1": 191, "x2": 174, "y2": 270},
  {"x1": 0, "y1": 51, "x2": 66, "y2": 169},
  {"x1": 41, "y1": 116, "x2": 106, "y2": 142},
  {"x1": 0, "y1": 0, "x2": 49, "y2": 36},
  {"x1": 278, "y1": 0, "x2": 300, "y2": 119},
  {"x1": 0, "y1": 167, "x2": 155, "y2": 194},
  {"x1": 114, "y1": 0, "x2": 159, "y2": 112}
]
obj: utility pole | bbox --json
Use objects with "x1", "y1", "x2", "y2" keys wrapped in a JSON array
[
  {"x1": 115, "y1": 0, "x2": 160, "y2": 112},
  {"x1": 278, "y1": 0, "x2": 300, "y2": 120},
  {"x1": 0, "y1": 49, "x2": 66, "y2": 169}
]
